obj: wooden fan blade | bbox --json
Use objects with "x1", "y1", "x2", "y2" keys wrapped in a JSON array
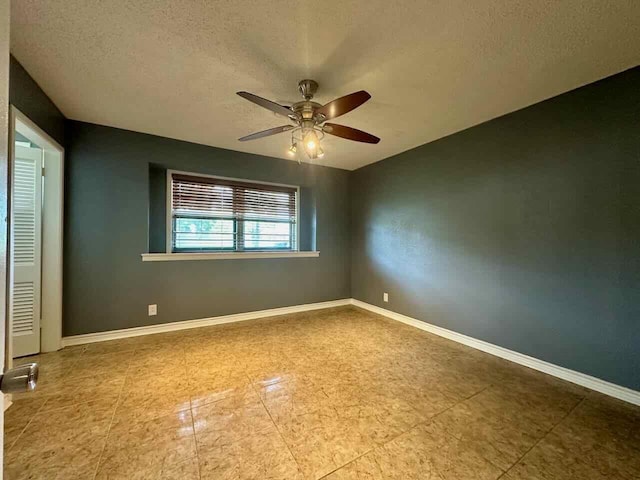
[
  {"x1": 323, "y1": 123, "x2": 380, "y2": 144},
  {"x1": 316, "y1": 91, "x2": 371, "y2": 120},
  {"x1": 237, "y1": 92, "x2": 294, "y2": 118},
  {"x1": 239, "y1": 125, "x2": 294, "y2": 142}
]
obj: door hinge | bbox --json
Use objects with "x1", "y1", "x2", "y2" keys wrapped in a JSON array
[{"x1": 41, "y1": 167, "x2": 45, "y2": 177}]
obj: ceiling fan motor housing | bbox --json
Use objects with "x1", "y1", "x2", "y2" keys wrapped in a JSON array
[
  {"x1": 298, "y1": 79, "x2": 319, "y2": 100},
  {"x1": 292, "y1": 101, "x2": 323, "y2": 124}
]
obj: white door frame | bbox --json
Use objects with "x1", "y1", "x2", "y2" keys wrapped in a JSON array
[
  {"x1": 1, "y1": 0, "x2": 10, "y2": 461},
  {"x1": 8, "y1": 106, "x2": 64, "y2": 359}
]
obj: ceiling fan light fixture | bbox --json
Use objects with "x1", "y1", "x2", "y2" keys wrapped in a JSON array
[
  {"x1": 236, "y1": 80, "x2": 379, "y2": 162},
  {"x1": 304, "y1": 130, "x2": 318, "y2": 150},
  {"x1": 303, "y1": 130, "x2": 320, "y2": 158}
]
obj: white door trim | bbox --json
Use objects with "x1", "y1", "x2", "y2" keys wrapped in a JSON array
[
  {"x1": 9, "y1": 106, "x2": 64, "y2": 357},
  {"x1": 1, "y1": 2, "x2": 10, "y2": 469}
]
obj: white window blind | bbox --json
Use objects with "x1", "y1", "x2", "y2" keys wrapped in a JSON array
[{"x1": 170, "y1": 173, "x2": 298, "y2": 252}]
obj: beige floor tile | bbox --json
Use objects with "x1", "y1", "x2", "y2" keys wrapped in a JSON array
[
  {"x1": 3, "y1": 397, "x2": 47, "y2": 451},
  {"x1": 71, "y1": 350, "x2": 137, "y2": 379},
  {"x1": 6, "y1": 306, "x2": 639, "y2": 480},
  {"x1": 38, "y1": 375, "x2": 124, "y2": 412},
  {"x1": 326, "y1": 421, "x2": 502, "y2": 480},
  {"x1": 572, "y1": 392, "x2": 640, "y2": 446},
  {"x1": 4, "y1": 400, "x2": 114, "y2": 480},
  {"x1": 506, "y1": 433, "x2": 612, "y2": 480},
  {"x1": 189, "y1": 366, "x2": 253, "y2": 407},
  {"x1": 329, "y1": 386, "x2": 426, "y2": 445},
  {"x1": 549, "y1": 406, "x2": 640, "y2": 478},
  {"x1": 14, "y1": 348, "x2": 82, "y2": 373},
  {"x1": 260, "y1": 380, "x2": 333, "y2": 425},
  {"x1": 130, "y1": 345, "x2": 187, "y2": 369},
  {"x1": 123, "y1": 362, "x2": 189, "y2": 388},
  {"x1": 112, "y1": 387, "x2": 192, "y2": 427},
  {"x1": 108, "y1": 372, "x2": 190, "y2": 427},
  {"x1": 391, "y1": 381, "x2": 459, "y2": 418},
  {"x1": 245, "y1": 359, "x2": 301, "y2": 388},
  {"x1": 430, "y1": 367, "x2": 491, "y2": 400},
  {"x1": 10, "y1": 366, "x2": 77, "y2": 401},
  {"x1": 185, "y1": 346, "x2": 244, "y2": 370},
  {"x1": 95, "y1": 410, "x2": 196, "y2": 479},
  {"x1": 270, "y1": 396, "x2": 375, "y2": 478},
  {"x1": 192, "y1": 392, "x2": 273, "y2": 451},
  {"x1": 433, "y1": 390, "x2": 549, "y2": 471},
  {"x1": 400, "y1": 422, "x2": 503, "y2": 479},
  {"x1": 475, "y1": 385, "x2": 582, "y2": 431},
  {"x1": 325, "y1": 444, "x2": 446, "y2": 480},
  {"x1": 161, "y1": 457, "x2": 200, "y2": 479},
  {"x1": 198, "y1": 427, "x2": 302, "y2": 480},
  {"x1": 82, "y1": 336, "x2": 142, "y2": 355},
  {"x1": 5, "y1": 461, "x2": 97, "y2": 480}
]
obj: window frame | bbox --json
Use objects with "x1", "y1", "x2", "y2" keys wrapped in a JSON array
[{"x1": 166, "y1": 170, "x2": 300, "y2": 254}]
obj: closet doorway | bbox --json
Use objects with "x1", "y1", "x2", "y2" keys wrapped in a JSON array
[{"x1": 8, "y1": 107, "x2": 63, "y2": 360}]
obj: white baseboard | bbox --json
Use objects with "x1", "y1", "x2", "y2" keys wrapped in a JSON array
[
  {"x1": 60, "y1": 296, "x2": 639, "y2": 407},
  {"x1": 351, "y1": 299, "x2": 640, "y2": 407},
  {"x1": 61, "y1": 299, "x2": 351, "y2": 347}
]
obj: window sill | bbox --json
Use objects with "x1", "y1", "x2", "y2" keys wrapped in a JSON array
[{"x1": 141, "y1": 251, "x2": 320, "y2": 262}]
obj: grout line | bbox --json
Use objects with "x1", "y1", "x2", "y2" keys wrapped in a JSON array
[
  {"x1": 247, "y1": 371, "x2": 305, "y2": 476},
  {"x1": 318, "y1": 383, "x2": 492, "y2": 479},
  {"x1": 91, "y1": 354, "x2": 130, "y2": 480},
  {"x1": 5, "y1": 353, "x2": 88, "y2": 452},
  {"x1": 4, "y1": 392, "x2": 48, "y2": 453},
  {"x1": 317, "y1": 447, "x2": 374, "y2": 480},
  {"x1": 187, "y1": 357, "x2": 203, "y2": 480},
  {"x1": 420, "y1": 383, "x2": 493, "y2": 432},
  {"x1": 497, "y1": 396, "x2": 587, "y2": 479}
]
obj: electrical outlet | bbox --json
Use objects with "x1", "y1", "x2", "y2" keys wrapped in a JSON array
[
  {"x1": 148, "y1": 304, "x2": 157, "y2": 316},
  {"x1": 383, "y1": 292, "x2": 389, "y2": 303}
]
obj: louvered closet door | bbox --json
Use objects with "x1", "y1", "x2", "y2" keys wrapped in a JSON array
[{"x1": 11, "y1": 145, "x2": 43, "y2": 357}]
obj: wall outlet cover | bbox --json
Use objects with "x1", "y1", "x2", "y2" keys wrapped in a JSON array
[
  {"x1": 383, "y1": 293, "x2": 389, "y2": 302},
  {"x1": 148, "y1": 304, "x2": 157, "y2": 316}
]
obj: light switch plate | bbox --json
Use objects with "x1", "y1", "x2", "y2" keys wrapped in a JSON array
[{"x1": 148, "y1": 304, "x2": 157, "y2": 316}]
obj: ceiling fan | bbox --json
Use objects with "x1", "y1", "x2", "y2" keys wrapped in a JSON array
[{"x1": 237, "y1": 79, "x2": 380, "y2": 161}]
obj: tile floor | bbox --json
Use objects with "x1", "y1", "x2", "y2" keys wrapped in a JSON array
[{"x1": 4, "y1": 306, "x2": 640, "y2": 479}]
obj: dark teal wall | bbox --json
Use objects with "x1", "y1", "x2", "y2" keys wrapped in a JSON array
[
  {"x1": 9, "y1": 55, "x2": 65, "y2": 146},
  {"x1": 65, "y1": 121, "x2": 350, "y2": 336},
  {"x1": 350, "y1": 67, "x2": 640, "y2": 390}
]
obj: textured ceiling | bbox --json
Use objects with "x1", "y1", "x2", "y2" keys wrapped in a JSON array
[{"x1": 10, "y1": 0, "x2": 640, "y2": 170}]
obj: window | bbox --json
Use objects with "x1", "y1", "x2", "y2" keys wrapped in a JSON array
[{"x1": 169, "y1": 172, "x2": 298, "y2": 253}]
